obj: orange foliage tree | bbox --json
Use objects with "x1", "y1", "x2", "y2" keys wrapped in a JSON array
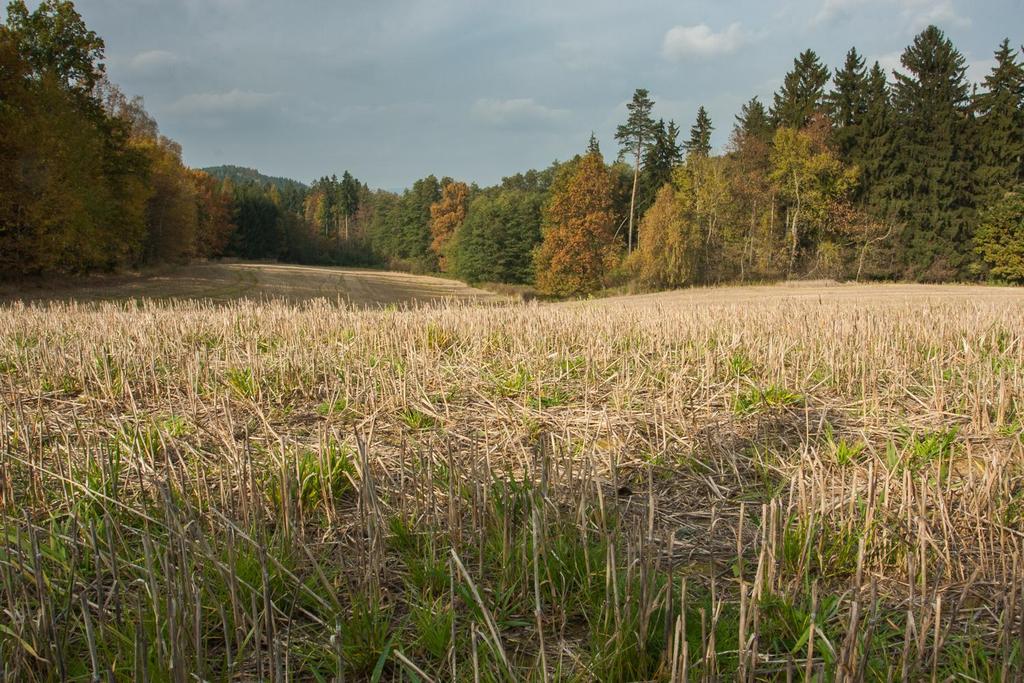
[
  {"x1": 429, "y1": 180, "x2": 469, "y2": 270},
  {"x1": 533, "y1": 151, "x2": 620, "y2": 296},
  {"x1": 190, "y1": 169, "x2": 236, "y2": 258}
]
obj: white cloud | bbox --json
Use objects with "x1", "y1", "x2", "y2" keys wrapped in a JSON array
[
  {"x1": 814, "y1": 0, "x2": 970, "y2": 29},
  {"x1": 167, "y1": 89, "x2": 279, "y2": 116},
  {"x1": 871, "y1": 51, "x2": 905, "y2": 78},
  {"x1": 661, "y1": 23, "x2": 746, "y2": 61},
  {"x1": 127, "y1": 50, "x2": 182, "y2": 72},
  {"x1": 814, "y1": 0, "x2": 870, "y2": 24},
  {"x1": 966, "y1": 57, "x2": 995, "y2": 85},
  {"x1": 901, "y1": 0, "x2": 970, "y2": 30},
  {"x1": 471, "y1": 98, "x2": 569, "y2": 126}
]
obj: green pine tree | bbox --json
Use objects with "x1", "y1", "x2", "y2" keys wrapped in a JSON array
[
  {"x1": 828, "y1": 47, "x2": 869, "y2": 161},
  {"x1": 732, "y1": 97, "x2": 773, "y2": 146},
  {"x1": 453, "y1": 189, "x2": 544, "y2": 284},
  {"x1": 639, "y1": 119, "x2": 683, "y2": 214},
  {"x1": 615, "y1": 88, "x2": 658, "y2": 253},
  {"x1": 891, "y1": 25, "x2": 977, "y2": 279},
  {"x1": 339, "y1": 170, "x2": 360, "y2": 239},
  {"x1": 858, "y1": 63, "x2": 897, "y2": 213},
  {"x1": 771, "y1": 49, "x2": 831, "y2": 128},
  {"x1": 685, "y1": 106, "x2": 714, "y2": 158},
  {"x1": 974, "y1": 39, "x2": 1024, "y2": 205}
]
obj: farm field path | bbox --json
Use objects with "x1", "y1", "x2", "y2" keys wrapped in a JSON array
[
  {"x1": 0, "y1": 261, "x2": 504, "y2": 306},
  {"x1": 3, "y1": 261, "x2": 1022, "y2": 308}
]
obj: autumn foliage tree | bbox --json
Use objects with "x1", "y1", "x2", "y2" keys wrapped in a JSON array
[
  {"x1": 533, "y1": 151, "x2": 620, "y2": 296},
  {"x1": 0, "y1": 0, "x2": 239, "y2": 276},
  {"x1": 190, "y1": 169, "x2": 235, "y2": 258},
  {"x1": 429, "y1": 180, "x2": 469, "y2": 271},
  {"x1": 632, "y1": 184, "x2": 699, "y2": 289},
  {"x1": 769, "y1": 122, "x2": 856, "y2": 275}
]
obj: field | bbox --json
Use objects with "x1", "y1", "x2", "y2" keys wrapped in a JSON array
[{"x1": 1, "y1": 266, "x2": 1023, "y2": 681}]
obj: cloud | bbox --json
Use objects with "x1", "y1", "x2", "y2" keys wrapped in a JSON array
[
  {"x1": 127, "y1": 50, "x2": 182, "y2": 73},
  {"x1": 965, "y1": 57, "x2": 994, "y2": 85},
  {"x1": 471, "y1": 98, "x2": 569, "y2": 127},
  {"x1": 661, "y1": 23, "x2": 746, "y2": 61},
  {"x1": 901, "y1": 0, "x2": 970, "y2": 30},
  {"x1": 871, "y1": 51, "x2": 905, "y2": 77},
  {"x1": 814, "y1": 0, "x2": 870, "y2": 24},
  {"x1": 166, "y1": 89, "x2": 279, "y2": 116},
  {"x1": 814, "y1": 0, "x2": 970, "y2": 29}
]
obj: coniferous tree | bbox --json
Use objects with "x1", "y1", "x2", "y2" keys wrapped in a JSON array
[
  {"x1": 587, "y1": 132, "x2": 601, "y2": 156},
  {"x1": 639, "y1": 119, "x2": 683, "y2": 213},
  {"x1": 891, "y1": 25, "x2": 976, "y2": 279},
  {"x1": 615, "y1": 88, "x2": 657, "y2": 253},
  {"x1": 685, "y1": 106, "x2": 714, "y2": 158},
  {"x1": 771, "y1": 49, "x2": 831, "y2": 129},
  {"x1": 732, "y1": 97, "x2": 773, "y2": 146},
  {"x1": 453, "y1": 189, "x2": 543, "y2": 284},
  {"x1": 397, "y1": 176, "x2": 441, "y2": 271},
  {"x1": 974, "y1": 39, "x2": 1024, "y2": 204},
  {"x1": 856, "y1": 63, "x2": 899, "y2": 235},
  {"x1": 339, "y1": 170, "x2": 360, "y2": 239},
  {"x1": 828, "y1": 47, "x2": 870, "y2": 161}
]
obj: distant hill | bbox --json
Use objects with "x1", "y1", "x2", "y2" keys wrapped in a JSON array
[{"x1": 201, "y1": 165, "x2": 307, "y2": 194}]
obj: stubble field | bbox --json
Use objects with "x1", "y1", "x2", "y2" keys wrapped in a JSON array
[{"x1": 1, "y1": 267, "x2": 1022, "y2": 681}]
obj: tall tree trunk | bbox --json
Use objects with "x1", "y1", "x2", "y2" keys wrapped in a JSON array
[
  {"x1": 628, "y1": 146, "x2": 640, "y2": 254},
  {"x1": 788, "y1": 171, "x2": 801, "y2": 277}
]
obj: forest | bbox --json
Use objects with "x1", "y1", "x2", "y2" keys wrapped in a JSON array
[{"x1": 1, "y1": 0, "x2": 1022, "y2": 292}]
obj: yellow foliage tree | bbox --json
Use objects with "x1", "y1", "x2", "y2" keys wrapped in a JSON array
[
  {"x1": 429, "y1": 180, "x2": 469, "y2": 271},
  {"x1": 633, "y1": 184, "x2": 700, "y2": 289},
  {"x1": 769, "y1": 125, "x2": 857, "y2": 275}
]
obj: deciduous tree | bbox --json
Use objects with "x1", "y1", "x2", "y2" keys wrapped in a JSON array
[
  {"x1": 429, "y1": 180, "x2": 470, "y2": 270},
  {"x1": 974, "y1": 189, "x2": 1024, "y2": 281},
  {"x1": 534, "y1": 151, "x2": 619, "y2": 296}
]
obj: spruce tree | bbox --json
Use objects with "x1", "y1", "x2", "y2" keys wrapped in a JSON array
[
  {"x1": 771, "y1": 49, "x2": 831, "y2": 129},
  {"x1": 858, "y1": 63, "x2": 897, "y2": 212},
  {"x1": 732, "y1": 97, "x2": 773, "y2": 145},
  {"x1": 828, "y1": 47, "x2": 869, "y2": 161},
  {"x1": 685, "y1": 106, "x2": 714, "y2": 157},
  {"x1": 891, "y1": 25, "x2": 976, "y2": 279},
  {"x1": 639, "y1": 119, "x2": 683, "y2": 213},
  {"x1": 974, "y1": 39, "x2": 1024, "y2": 205},
  {"x1": 339, "y1": 171, "x2": 360, "y2": 239}
]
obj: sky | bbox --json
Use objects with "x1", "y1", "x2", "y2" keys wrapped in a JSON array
[{"x1": 29, "y1": 0, "x2": 1023, "y2": 190}]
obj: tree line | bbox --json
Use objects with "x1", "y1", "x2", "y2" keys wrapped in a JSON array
[
  {"x1": 2, "y1": 1, "x2": 1022, "y2": 292},
  {"x1": 370, "y1": 24, "x2": 1023, "y2": 294}
]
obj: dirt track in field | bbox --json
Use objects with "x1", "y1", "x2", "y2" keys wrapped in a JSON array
[
  {"x1": 0, "y1": 262, "x2": 504, "y2": 307},
  {"x1": 2, "y1": 263, "x2": 1022, "y2": 308},
  {"x1": 594, "y1": 280, "x2": 1024, "y2": 308}
]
